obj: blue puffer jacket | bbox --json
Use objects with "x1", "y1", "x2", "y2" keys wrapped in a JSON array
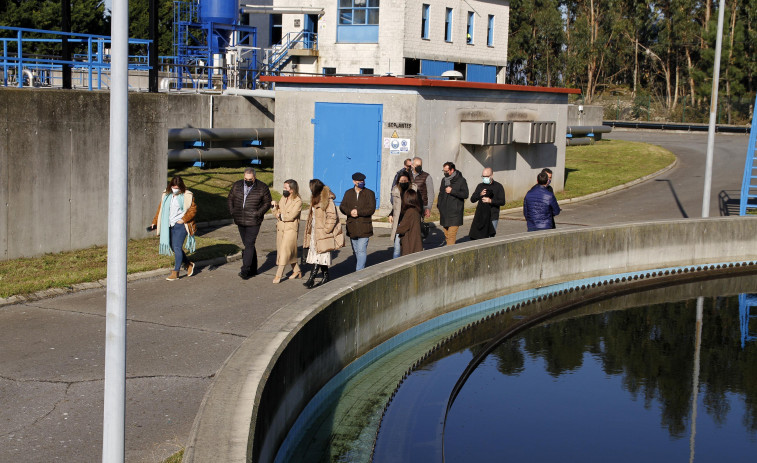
[{"x1": 523, "y1": 184, "x2": 560, "y2": 231}]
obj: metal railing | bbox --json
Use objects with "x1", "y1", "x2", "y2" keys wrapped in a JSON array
[
  {"x1": 0, "y1": 26, "x2": 151, "y2": 90},
  {"x1": 260, "y1": 30, "x2": 317, "y2": 76}
]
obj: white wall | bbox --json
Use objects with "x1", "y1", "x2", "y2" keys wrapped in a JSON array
[
  {"x1": 272, "y1": 0, "x2": 509, "y2": 77},
  {"x1": 272, "y1": 82, "x2": 567, "y2": 213}
]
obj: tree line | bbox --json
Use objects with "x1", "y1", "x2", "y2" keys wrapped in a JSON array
[{"x1": 507, "y1": 0, "x2": 757, "y2": 123}]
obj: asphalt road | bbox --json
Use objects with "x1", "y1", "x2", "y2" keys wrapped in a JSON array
[{"x1": 0, "y1": 130, "x2": 749, "y2": 462}]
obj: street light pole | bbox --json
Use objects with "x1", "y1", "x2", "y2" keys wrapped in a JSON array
[
  {"x1": 702, "y1": 0, "x2": 726, "y2": 218},
  {"x1": 102, "y1": 0, "x2": 129, "y2": 460}
]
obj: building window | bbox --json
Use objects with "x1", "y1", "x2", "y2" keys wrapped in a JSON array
[
  {"x1": 444, "y1": 8, "x2": 453, "y2": 42},
  {"x1": 338, "y1": 0, "x2": 380, "y2": 25},
  {"x1": 323, "y1": 67, "x2": 336, "y2": 75},
  {"x1": 466, "y1": 11, "x2": 474, "y2": 44},
  {"x1": 421, "y1": 4, "x2": 430, "y2": 40},
  {"x1": 360, "y1": 68, "x2": 374, "y2": 75},
  {"x1": 337, "y1": 0, "x2": 380, "y2": 43},
  {"x1": 487, "y1": 15, "x2": 494, "y2": 47}
]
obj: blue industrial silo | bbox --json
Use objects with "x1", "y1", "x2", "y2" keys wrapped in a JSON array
[{"x1": 199, "y1": 0, "x2": 238, "y2": 53}]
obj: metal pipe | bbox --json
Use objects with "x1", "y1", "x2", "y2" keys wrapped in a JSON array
[
  {"x1": 241, "y1": 5, "x2": 325, "y2": 15},
  {"x1": 603, "y1": 120, "x2": 749, "y2": 134},
  {"x1": 702, "y1": 0, "x2": 727, "y2": 218},
  {"x1": 566, "y1": 137, "x2": 592, "y2": 146},
  {"x1": 222, "y1": 88, "x2": 275, "y2": 98},
  {"x1": 22, "y1": 69, "x2": 35, "y2": 87},
  {"x1": 167, "y1": 127, "x2": 274, "y2": 142},
  {"x1": 168, "y1": 146, "x2": 274, "y2": 163},
  {"x1": 566, "y1": 125, "x2": 611, "y2": 136},
  {"x1": 102, "y1": 0, "x2": 128, "y2": 460}
]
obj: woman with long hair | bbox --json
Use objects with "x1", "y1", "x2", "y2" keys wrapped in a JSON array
[
  {"x1": 388, "y1": 170, "x2": 417, "y2": 258},
  {"x1": 302, "y1": 179, "x2": 344, "y2": 288},
  {"x1": 272, "y1": 179, "x2": 302, "y2": 283},
  {"x1": 395, "y1": 188, "x2": 423, "y2": 256},
  {"x1": 150, "y1": 175, "x2": 197, "y2": 281}
]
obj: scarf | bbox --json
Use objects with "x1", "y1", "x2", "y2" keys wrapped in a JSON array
[
  {"x1": 443, "y1": 170, "x2": 458, "y2": 187},
  {"x1": 158, "y1": 193, "x2": 196, "y2": 255}
]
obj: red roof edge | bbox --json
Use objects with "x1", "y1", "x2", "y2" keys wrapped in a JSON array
[{"x1": 259, "y1": 76, "x2": 582, "y2": 95}]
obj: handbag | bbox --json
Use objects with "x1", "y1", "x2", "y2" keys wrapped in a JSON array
[
  {"x1": 333, "y1": 203, "x2": 346, "y2": 249},
  {"x1": 420, "y1": 216, "x2": 430, "y2": 240}
]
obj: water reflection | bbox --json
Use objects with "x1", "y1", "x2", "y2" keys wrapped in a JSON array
[{"x1": 443, "y1": 293, "x2": 757, "y2": 462}]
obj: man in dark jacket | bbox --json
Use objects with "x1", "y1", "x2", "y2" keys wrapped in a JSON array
[
  {"x1": 469, "y1": 167, "x2": 506, "y2": 240},
  {"x1": 340, "y1": 172, "x2": 376, "y2": 271},
  {"x1": 437, "y1": 162, "x2": 469, "y2": 245},
  {"x1": 227, "y1": 167, "x2": 272, "y2": 279},
  {"x1": 523, "y1": 171, "x2": 560, "y2": 232}
]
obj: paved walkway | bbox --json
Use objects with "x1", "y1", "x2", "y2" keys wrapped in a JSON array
[{"x1": 0, "y1": 131, "x2": 749, "y2": 462}]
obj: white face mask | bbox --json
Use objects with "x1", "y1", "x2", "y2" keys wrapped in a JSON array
[
  {"x1": 482, "y1": 177, "x2": 491, "y2": 184},
  {"x1": 172, "y1": 188, "x2": 180, "y2": 195}
]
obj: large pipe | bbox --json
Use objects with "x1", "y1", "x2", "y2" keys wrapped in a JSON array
[
  {"x1": 566, "y1": 125, "x2": 612, "y2": 136},
  {"x1": 241, "y1": 5, "x2": 324, "y2": 15},
  {"x1": 168, "y1": 128, "x2": 274, "y2": 142},
  {"x1": 168, "y1": 146, "x2": 274, "y2": 163},
  {"x1": 566, "y1": 137, "x2": 592, "y2": 146},
  {"x1": 222, "y1": 88, "x2": 276, "y2": 98}
]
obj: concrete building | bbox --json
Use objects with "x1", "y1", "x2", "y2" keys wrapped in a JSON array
[
  {"x1": 245, "y1": 0, "x2": 510, "y2": 82},
  {"x1": 266, "y1": 75, "x2": 579, "y2": 212}
]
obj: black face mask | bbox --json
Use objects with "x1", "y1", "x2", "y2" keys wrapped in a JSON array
[
  {"x1": 282, "y1": 190, "x2": 290, "y2": 197},
  {"x1": 414, "y1": 166, "x2": 422, "y2": 174},
  {"x1": 399, "y1": 182, "x2": 410, "y2": 192},
  {"x1": 245, "y1": 180, "x2": 254, "y2": 187}
]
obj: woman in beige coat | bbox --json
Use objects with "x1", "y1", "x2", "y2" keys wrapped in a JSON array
[
  {"x1": 302, "y1": 179, "x2": 344, "y2": 288},
  {"x1": 272, "y1": 179, "x2": 302, "y2": 283}
]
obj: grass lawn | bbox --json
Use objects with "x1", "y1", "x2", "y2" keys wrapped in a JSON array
[
  {"x1": 0, "y1": 236, "x2": 240, "y2": 298},
  {"x1": 167, "y1": 164, "x2": 277, "y2": 223},
  {"x1": 416, "y1": 139, "x2": 675, "y2": 222}
]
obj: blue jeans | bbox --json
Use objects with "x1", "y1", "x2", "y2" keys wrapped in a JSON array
[
  {"x1": 170, "y1": 225, "x2": 189, "y2": 272},
  {"x1": 350, "y1": 237, "x2": 370, "y2": 271},
  {"x1": 393, "y1": 235, "x2": 401, "y2": 259},
  {"x1": 491, "y1": 218, "x2": 499, "y2": 233}
]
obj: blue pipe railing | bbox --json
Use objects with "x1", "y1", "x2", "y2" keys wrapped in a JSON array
[{"x1": 1, "y1": 26, "x2": 151, "y2": 90}]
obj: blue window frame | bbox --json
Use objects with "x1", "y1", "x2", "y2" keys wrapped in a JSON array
[
  {"x1": 338, "y1": 0, "x2": 380, "y2": 43},
  {"x1": 339, "y1": 0, "x2": 380, "y2": 25},
  {"x1": 421, "y1": 4, "x2": 430, "y2": 39},
  {"x1": 466, "y1": 11, "x2": 474, "y2": 44},
  {"x1": 445, "y1": 8, "x2": 453, "y2": 42},
  {"x1": 487, "y1": 15, "x2": 494, "y2": 47}
]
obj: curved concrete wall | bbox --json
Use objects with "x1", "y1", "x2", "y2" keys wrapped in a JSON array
[{"x1": 184, "y1": 217, "x2": 757, "y2": 463}]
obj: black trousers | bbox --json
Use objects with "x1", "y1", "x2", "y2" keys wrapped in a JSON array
[{"x1": 238, "y1": 224, "x2": 261, "y2": 274}]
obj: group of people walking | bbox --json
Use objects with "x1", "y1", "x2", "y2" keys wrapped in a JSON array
[{"x1": 150, "y1": 160, "x2": 561, "y2": 287}]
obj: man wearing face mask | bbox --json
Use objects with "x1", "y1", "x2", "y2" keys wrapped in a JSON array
[
  {"x1": 469, "y1": 167, "x2": 506, "y2": 240},
  {"x1": 227, "y1": 167, "x2": 272, "y2": 279},
  {"x1": 437, "y1": 161, "x2": 469, "y2": 245},
  {"x1": 340, "y1": 172, "x2": 376, "y2": 271},
  {"x1": 411, "y1": 157, "x2": 434, "y2": 219}
]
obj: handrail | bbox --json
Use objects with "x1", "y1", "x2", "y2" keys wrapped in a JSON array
[
  {"x1": 261, "y1": 30, "x2": 317, "y2": 75},
  {"x1": 0, "y1": 26, "x2": 152, "y2": 90}
]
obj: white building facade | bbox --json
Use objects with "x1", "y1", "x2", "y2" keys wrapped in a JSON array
[{"x1": 246, "y1": 0, "x2": 510, "y2": 82}]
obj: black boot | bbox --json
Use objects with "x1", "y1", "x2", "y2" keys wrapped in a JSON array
[
  {"x1": 303, "y1": 265, "x2": 318, "y2": 288},
  {"x1": 313, "y1": 265, "x2": 330, "y2": 288}
]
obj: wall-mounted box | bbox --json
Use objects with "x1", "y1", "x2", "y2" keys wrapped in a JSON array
[
  {"x1": 512, "y1": 121, "x2": 556, "y2": 144},
  {"x1": 460, "y1": 121, "x2": 513, "y2": 145}
]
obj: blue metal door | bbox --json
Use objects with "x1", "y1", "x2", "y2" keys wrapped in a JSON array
[{"x1": 312, "y1": 103, "x2": 382, "y2": 207}]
